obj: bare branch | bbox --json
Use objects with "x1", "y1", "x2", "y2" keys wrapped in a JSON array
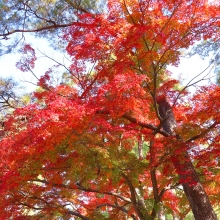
[
  {"x1": 172, "y1": 62, "x2": 215, "y2": 107},
  {"x1": 1, "y1": 23, "x2": 75, "y2": 39}
]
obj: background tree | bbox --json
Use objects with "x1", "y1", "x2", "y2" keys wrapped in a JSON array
[
  {"x1": 0, "y1": 77, "x2": 19, "y2": 110},
  {"x1": 0, "y1": 0, "x2": 220, "y2": 219},
  {"x1": 0, "y1": 0, "x2": 105, "y2": 55},
  {"x1": 0, "y1": 77, "x2": 31, "y2": 140}
]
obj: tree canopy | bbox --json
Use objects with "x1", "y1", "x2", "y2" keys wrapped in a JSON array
[{"x1": 0, "y1": 0, "x2": 220, "y2": 219}]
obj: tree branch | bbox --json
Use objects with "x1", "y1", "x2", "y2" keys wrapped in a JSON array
[
  {"x1": 1, "y1": 23, "x2": 76, "y2": 39},
  {"x1": 123, "y1": 114, "x2": 169, "y2": 137},
  {"x1": 96, "y1": 203, "x2": 137, "y2": 220},
  {"x1": 185, "y1": 121, "x2": 218, "y2": 143},
  {"x1": 29, "y1": 179, "x2": 131, "y2": 203},
  {"x1": 67, "y1": 211, "x2": 91, "y2": 220}
]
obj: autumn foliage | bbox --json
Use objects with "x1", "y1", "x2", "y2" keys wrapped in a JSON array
[{"x1": 0, "y1": 0, "x2": 220, "y2": 219}]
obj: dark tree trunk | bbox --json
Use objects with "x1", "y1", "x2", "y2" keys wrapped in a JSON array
[{"x1": 157, "y1": 97, "x2": 217, "y2": 220}]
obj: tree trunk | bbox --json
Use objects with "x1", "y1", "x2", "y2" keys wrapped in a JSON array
[{"x1": 157, "y1": 97, "x2": 217, "y2": 220}]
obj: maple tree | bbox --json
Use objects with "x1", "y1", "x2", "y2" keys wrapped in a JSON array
[{"x1": 0, "y1": 0, "x2": 220, "y2": 219}]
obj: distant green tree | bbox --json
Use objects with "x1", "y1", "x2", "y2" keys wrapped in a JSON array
[
  {"x1": 0, "y1": 0, "x2": 105, "y2": 55},
  {"x1": 0, "y1": 77, "x2": 19, "y2": 111},
  {"x1": 0, "y1": 77, "x2": 32, "y2": 122}
]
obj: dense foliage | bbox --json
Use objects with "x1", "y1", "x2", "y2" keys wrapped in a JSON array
[{"x1": 0, "y1": 0, "x2": 220, "y2": 219}]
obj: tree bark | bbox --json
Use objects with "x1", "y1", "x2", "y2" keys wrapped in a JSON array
[{"x1": 157, "y1": 97, "x2": 217, "y2": 220}]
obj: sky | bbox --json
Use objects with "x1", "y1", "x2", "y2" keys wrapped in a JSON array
[
  {"x1": 168, "y1": 54, "x2": 215, "y2": 87},
  {"x1": 0, "y1": 35, "x2": 70, "y2": 93}
]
